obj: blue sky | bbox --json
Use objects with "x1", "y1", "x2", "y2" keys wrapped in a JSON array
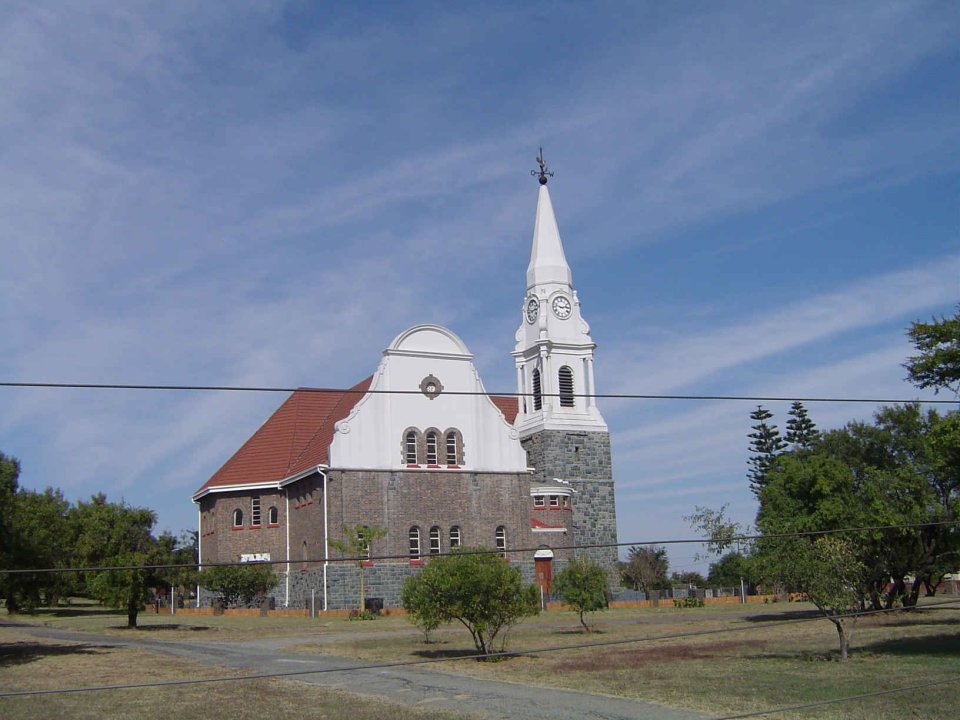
[{"x1": 2, "y1": 1, "x2": 958, "y2": 576}]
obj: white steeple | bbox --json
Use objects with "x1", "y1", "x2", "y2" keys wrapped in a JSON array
[{"x1": 512, "y1": 153, "x2": 607, "y2": 438}]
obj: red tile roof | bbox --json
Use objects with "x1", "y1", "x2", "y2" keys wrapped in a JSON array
[{"x1": 194, "y1": 380, "x2": 520, "y2": 496}]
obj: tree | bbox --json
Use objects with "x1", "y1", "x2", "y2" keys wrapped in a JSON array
[
  {"x1": 0, "y1": 452, "x2": 21, "y2": 610},
  {"x1": 329, "y1": 523, "x2": 388, "y2": 614},
  {"x1": 620, "y1": 545, "x2": 669, "y2": 594},
  {"x1": 8, "y1": 487, "x2": 75, "y2": 610},
  {"x1": 747, "y1": 406, "x2": 787, "y2": 496},
  {"x1": 552, "y1": 556, "x2": 609, "y2": 632},
  {"x1": 401, "y1": 548, "x2": 539, "y2": 658},
  {"x1": 71, "y1": 494, "x2": 159, "y2": 628},
  {"x1": 707, "y1": 551, "x2": 753, "y2": 591},
  {"x1": 671, "y1": 571, "x2": 706, "y2": 588},
  {"x1": 905, "y1": 306, "x2": 960, "y2": 394},
  {"x1": 686, "y1": 504, "x2": 748, "y2": 557},
  {"x1": 200, "y1": 564, "x2": 279, "y2": 607},
  {"x1": 784, "y1": 401, "x2": 819, "y2": 451}
]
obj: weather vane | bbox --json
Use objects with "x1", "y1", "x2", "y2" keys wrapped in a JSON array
[{"x1": 531, "y1": 147, "x2": 554, "y2": 185}]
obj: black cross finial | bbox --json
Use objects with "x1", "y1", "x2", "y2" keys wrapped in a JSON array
[{"x1": 531, "y1": 147, "x2": 554, "y2": 185}]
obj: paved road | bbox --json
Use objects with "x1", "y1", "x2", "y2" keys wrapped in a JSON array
[{"x1": 2, "y1": 621, "x2": 709, "y2": 720}]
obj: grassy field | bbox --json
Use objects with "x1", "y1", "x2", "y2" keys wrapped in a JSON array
[
  {"x1": 5, "y1": 598, "x2": 960, "y2": 719},
  {"x1": 0, "y1": 625, "x2": 474, "y2": 720}
]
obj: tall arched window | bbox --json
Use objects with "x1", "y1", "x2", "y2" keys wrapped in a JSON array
[
  {"x1": 444, "y1": 429, "x2": 463, "y2": 466},
  {"x1": 495, "y1": 526, "x2": 506, "y2": 558},
  {"x1": 532, "y1": 368, "x2": 542, "y2": 411},
  {"x1": 232, "y1": 509, "x2": 243, "y2": 528},
  {"x1": 268, "y1": 506, "x2": 278, "y2": 525},
  {"x1": 429, "y1": 526, "x2": 441, "y2": 555},
  {"x1": 426, "y1": 431, "x2": 439, "y2": 465},
  {"x1": 409, "y1": 526, "x2": 421, "y2": 559},
  {"x1": 558, "y1": 366, "x2": 575, "y2": 407},
  {"x1": 449, "y1": 526, "x2": 461, "y2": 548},
  {"x1": 404, "y1": 429, "x2": 420, "y2": 464}
]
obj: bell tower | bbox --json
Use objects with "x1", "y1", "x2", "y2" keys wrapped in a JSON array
[{"x1": 512, "y1": 150, "x2": 618, "y2": 576}]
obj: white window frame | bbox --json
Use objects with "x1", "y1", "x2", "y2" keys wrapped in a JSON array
[{"x1": 429, "y1": 526, "x2": 441, "y2": 555}]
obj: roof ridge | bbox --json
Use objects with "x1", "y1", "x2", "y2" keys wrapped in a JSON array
[{"x1": 286, "y1": 376, "x2": 371, "y2": 473}]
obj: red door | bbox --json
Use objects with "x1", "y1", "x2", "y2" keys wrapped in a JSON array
[{"x1": 535, "y1": 557, "x2": 553, "y2": 595}]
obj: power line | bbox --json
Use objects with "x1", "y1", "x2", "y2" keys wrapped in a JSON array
[
  {"x1": 0, "y1": 380, "x2": 954, "y2": 405},
  {"x1": 2, "y1": 597, "x2": 957, "y2": 699},
  {"x1": 2, "y1": 519, "x2": 956, "y2": 575}
]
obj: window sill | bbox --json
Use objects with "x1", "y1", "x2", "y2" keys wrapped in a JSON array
[
  {"x1": 446, "y1": 465, "x2": 461, "y2": 470},
  {"x1": 250, "y1": 525, "x2": 261, "y2": 530},
  {"x1": 231, "y1": 526, "x2": 244, "y2": 531},
  {"x1": 406, "y1": 464, "x2": 421, "y2": 469},
  {"x1": 361, "y1": 561, "x2": 375, "y2": 567},
  {"x1": 427, "y1": 464, "x2": 441, "y2": 469},
  {"x1": 267, "y1": 523, "x2": 280, "y2": 528},
  {"x1": 409, "y1": 559, "x2": 424, "y2": 566}
]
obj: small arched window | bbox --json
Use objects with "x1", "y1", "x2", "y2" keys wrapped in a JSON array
[
  {"x1": 429, "y1": 526, "x2": 441, "y2": 555},
  {"x1": 409, "y1": 526, "x2": 421, "y2": 559},
  {"x1": 558, "y1": 366, "x2": 575, "y2": 408},
  {"x1": 232, "y1": 509, "x2": 243, "y2": 528},
  {"x1": 495, "y1": 526, "x2": 506, "y2": 558},
  {"x1": 405, "y1": 429, "x2": 420, "y2": 465},
  {"x1": 444, "y1": 429, "x2": 463, "y2": 466},
  {"x1": 449, "y1": 526, "x2": 461, "y2": 548},
  {"x1": 268, "y1": 506, "x2": 279, "y2": 525},
  {"x1": 532, "y1": 368, "x2": 542, "y2": 411},
  {"x1": 426, "y1": 431, "x2": 439, "y2": 465}
]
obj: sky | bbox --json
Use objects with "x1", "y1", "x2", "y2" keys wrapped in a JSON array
[{"x1": 1, "y1": 1, "x2": 958, "y2": 577}]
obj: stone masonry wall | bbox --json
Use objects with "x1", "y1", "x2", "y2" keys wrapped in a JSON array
[{"x1": 521, "y1": 431, "x2": 619, "y2": 580}]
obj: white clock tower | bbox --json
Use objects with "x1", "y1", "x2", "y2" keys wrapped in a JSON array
[
  {"x1": 512, "y1": 159, "x2": 607, "y2": 437},
  {"x1": 512, "y1": 151, "x2": 618, "y2": 579}
]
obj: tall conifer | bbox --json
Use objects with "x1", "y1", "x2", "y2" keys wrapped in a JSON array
[
  {"x1": 785, "y1": 401, "x2": 820, "y2": 451},
  {"x1": 747, "y1": 405, "x2": 787, "y2": 497}
]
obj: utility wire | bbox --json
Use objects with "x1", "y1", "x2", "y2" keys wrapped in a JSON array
[
  {"x1": 2, "y1": 519, "x2": 957, "y2": 575},
  {"x1": 0, "y1": 380, "x2": 954, "y2": 405},
  {"x1": 2, "y1": 597, "x2": 957, "y2": 699}
]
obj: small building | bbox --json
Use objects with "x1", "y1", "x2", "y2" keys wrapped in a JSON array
[{"x1": 192, "y1": 166, "x2": 618, "y2": 609}]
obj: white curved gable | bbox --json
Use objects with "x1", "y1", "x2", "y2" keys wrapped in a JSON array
[{"x1": 330, "y1": 325, "x2": 528, "y2": 472}]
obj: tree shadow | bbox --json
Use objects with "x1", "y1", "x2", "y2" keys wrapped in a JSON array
[
  {"x1": 20, "y1": 607, "x2": 123, "y2": 618},
  {"x1": 412, "y1": 647, "x2": 486, "y2": 659},
  {"x1": 0, "y1": 641, "x2": 113, "y2": 668},
  {"x1": 742, "y1": 609, "x2": 823, "y2": 622},
  {"x1": 111, "y1": 624, "x2": 212, "y2": 632},
  {"x1": 860, "y1": 630, "x2": 960, "y2": 658}
]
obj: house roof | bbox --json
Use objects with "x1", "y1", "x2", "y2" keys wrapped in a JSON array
[{"x1": 193, "y1": 379, "x2": 520, "y2": 498}]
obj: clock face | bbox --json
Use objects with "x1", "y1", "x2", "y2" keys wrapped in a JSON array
[
  {"x1": 552, "y1": 295, "x2": 572, "y2": 319},
  {"x1": 525, "y1": 297, "x2": 540, "y2": 323}
]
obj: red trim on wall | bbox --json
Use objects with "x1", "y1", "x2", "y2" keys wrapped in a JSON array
[
  {"x1": 267, "y1": 523, "x2": 280, "y2": 529},
  {"x1": 409, "y1": 559, "x2": 424, "y2": 566},
  {"x1": 406, "y1": 464, "x2": 421, "y2": 469},
  {"x1": 361, "y1": 560, "x2": 375, "y2": 567},
  {"x1": 231, "y1": 525, "x2": 243, "y2": 531}
]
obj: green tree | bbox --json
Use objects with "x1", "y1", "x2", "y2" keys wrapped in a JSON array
[
  {"x1": 199, "y1": 563, "x2": 279, "y2": 607},
  {"x1": 401, "y1": 548, "x2": 539, "y2": 658},
  {"x1": 784, "y1": 401, "x2": 820, "y2": 451},
  {"x1": 552, "y1": 556, "x2": 609, "y2": 632},
  {"x1": 8, "y1": 487, "x2": 75, "y2": 610},
  {"x1": 620, "y1": 545, "x2": 669, "y2": 593},
  {"x1": 671, "y1": 571, "x2": 706, "y2": 588},
  {"x1": 707, "y1": 551, "x2": 753, "y2": 591},
  {"x1": 747, "y1": 406, "x2": 787, "y2": 497},
  {"x1": 329, "y1": 523, "x2": 387, "y2": 614},
  {"x1": 0, "y1": 452, "x2": 21, "y2": 610},
  {"x1": 905, "y1": 306, "x2": 960, "y2": 394},
  {"x1": 71, "y1": 494, "x2": 159, "y2": 628}
]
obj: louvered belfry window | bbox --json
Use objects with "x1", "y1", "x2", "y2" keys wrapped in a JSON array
[
  {"x1": 532, "y1": 368, "x2": 543, "y2": 411},
  {"x1": 558, "y1": 366, "x2": 575, "y2": 407}
]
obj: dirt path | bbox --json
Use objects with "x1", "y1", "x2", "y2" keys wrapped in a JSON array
[{"x1": 2, "y1": 620, "x2": 709, "y2": 720}]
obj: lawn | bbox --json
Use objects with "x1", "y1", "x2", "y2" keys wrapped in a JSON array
[
  {"x1": 5, "y1": 598, "x2": 960, "y2": 719},
  {"x1": 0, "y1": 625, "x2": 474, "y2": 720}
]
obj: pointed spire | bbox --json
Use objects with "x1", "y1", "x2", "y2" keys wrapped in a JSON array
[{"x1": 526, "y1": 183, "x2": 572, "y2": 290}]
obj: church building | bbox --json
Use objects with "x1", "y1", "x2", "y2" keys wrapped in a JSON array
[{"x1": 192, "y1": 158, "x2": 619, "y2": 610}]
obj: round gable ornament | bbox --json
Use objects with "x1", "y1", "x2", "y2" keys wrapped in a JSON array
[{"x1": 420, "y1": 375, "x2": 443, "y2": 400}]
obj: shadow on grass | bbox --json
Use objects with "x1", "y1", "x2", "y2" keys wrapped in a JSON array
[
  {"x1": 24, "y1": 607, "x2": 124, "y2": 618},
  {"x1": 742, "y1": 609, "x2": 823, "y2": 622},
  {"x1": 555, "y1": 628, "x2": 606, "y2": 636},
  {"x1": 0, "y1": 641, "x2": 112, "y2": 668},
  {"x1": 111, "y1": 624, "x2": 213, "y2": 632},
  {"x1": 861, "y1": 629, "x2": 960, "y2": 658}
]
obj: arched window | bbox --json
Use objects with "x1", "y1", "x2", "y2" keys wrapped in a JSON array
[
  {"x1": 429, "y1": 526, "x2": 441, "y2": 555},
  {"x1": 495, "y1": 526, "x2": 506, "y2": 558},
  {"x1": 444, "y1": 429, "x2": 463, "y2": 466},
  {"x1": 232, "y1": 509, "x2": 243, "y2": 528},
  {"x1": 409, "y1": 526, "x2": 421, "y2": 559},
  {"x1": 426, "y1": 431, "x2": 439, "y2": 465},
  {"x1": 268, "y1": 506, "x2": 279, "y2": 525},
  {"x1": 532, "y1": 368, "x2": 542, "y2": 411},
  {"x1": 404, "y1": 429, "x2": 420, "y2": 465},
  {"x1": 558, "y1": 366, "x2": 575, "y2": 408},
  {"x1": 302, "y1": 540, "x2": 308, "y2": 570},
  {"x1": 359, "y1": 526, "x2": 372, "y2": 560},
  {"x1": 449, "y1": 526, "x2": 461, "y2": 548}
]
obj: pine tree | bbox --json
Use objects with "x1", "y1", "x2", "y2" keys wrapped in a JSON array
[
  {"x1": 747, "y1": 405, "x2": 787, "y2": 497},
  {"x1": 784, "y1": 401, "x2": 820, "y2": 451}
]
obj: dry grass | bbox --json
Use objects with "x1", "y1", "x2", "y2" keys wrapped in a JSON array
[{"x1": 0, "y1": 626, "x2": 473, "y2": 720}]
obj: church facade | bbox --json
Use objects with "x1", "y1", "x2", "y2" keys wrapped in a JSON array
[{"x1": 192, "y1": 169, "x2": 618, "y2": 610}]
